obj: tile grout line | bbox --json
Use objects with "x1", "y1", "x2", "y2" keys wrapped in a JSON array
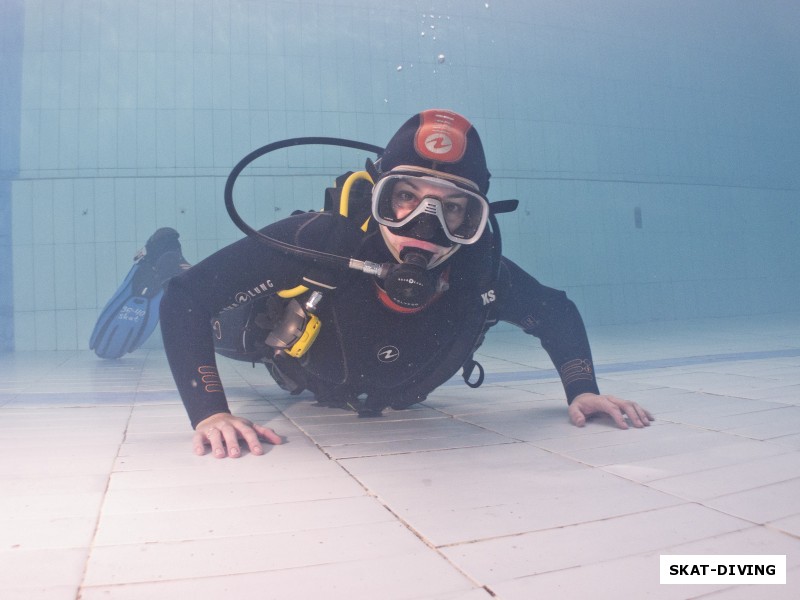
[
  {"x1": 562, "y1": 445, "x2": 800, "y2": 538},
  {"x1": 73, "y1": 404, "x2": 135, "y2": 600},
  {"x1": 335, "y1": 456, "x2": 501, "y2": 599},
  {"x1": 272, "y1": 402, "x2": 501, "y2": 597}
]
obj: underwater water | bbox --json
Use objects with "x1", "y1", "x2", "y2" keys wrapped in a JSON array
[
  {"x1": 2, "y1": 4, "x2": 800, "y2": 599},
  {"x1": 1, "y1": 0, "x2": 799, "y2": 352}
]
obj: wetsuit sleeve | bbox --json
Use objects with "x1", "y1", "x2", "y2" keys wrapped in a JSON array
[
  {"x1": 494, "y1": 257, "x2": 600, "y2": 403},
  {"x1": 160, "y1": 215, "x2": 318, "y2": 428}
]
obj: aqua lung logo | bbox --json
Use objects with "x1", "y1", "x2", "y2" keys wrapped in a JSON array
[
  {"x1": 222, "y1": 280, "x2": 274, "y2": 311},
  {"x1": 424, "y1": 133, "x2": 453, "y2": 155},
  {"x1": 414, "y1": 110, "x2": 469, "y2": 163},
  {"x1": 377, "y1": 345, "x2": 400, "y2": 363}
]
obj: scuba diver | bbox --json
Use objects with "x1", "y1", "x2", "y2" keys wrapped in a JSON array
[{"x1": 160, "y1": 109, "x2": 653, "y2": 458}]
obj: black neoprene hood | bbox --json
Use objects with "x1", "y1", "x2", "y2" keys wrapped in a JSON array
[{"x1": 379, "y1": 109, "x2": 492, "y2": 194}]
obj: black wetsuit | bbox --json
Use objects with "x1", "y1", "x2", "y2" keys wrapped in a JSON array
[{"x1": 161, "y1": 212, "x2": 600, "y2": 428}]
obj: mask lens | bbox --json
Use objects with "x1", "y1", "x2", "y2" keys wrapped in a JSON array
[{"x1": 372, "y1": 174, "x2": 488, "y2": 244}]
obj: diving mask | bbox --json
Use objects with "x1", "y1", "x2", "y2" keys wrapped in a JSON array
[{"x1": 371, "y1": 167, "x2": 489, "y2": 245}]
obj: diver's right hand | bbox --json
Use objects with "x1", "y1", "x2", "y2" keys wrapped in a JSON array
[{"x1": 193, "y1": 413, "x2": 283, "y2": 458}]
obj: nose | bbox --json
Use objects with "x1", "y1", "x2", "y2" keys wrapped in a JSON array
[
  {"x1": 395, "y1": 205, "x2": 413, "y2": 220},
  {"x1": 406, "y1": 214, "x2": 439, "y2": 240}
]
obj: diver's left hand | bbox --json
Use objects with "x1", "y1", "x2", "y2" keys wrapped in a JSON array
[{"x1": 568, "y1": 393, "x2": 654, "y2": 429}]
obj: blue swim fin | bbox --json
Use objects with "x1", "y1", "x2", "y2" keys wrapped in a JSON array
[{"x1": 90, "y1": 228, "x2": 189, "y2": 359}]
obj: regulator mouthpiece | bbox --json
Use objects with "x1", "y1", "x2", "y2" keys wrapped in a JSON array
[{"x1": 382, "y1": 249, "x2": 436, "y2": 309}]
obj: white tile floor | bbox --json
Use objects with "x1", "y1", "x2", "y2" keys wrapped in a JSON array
[{"x1": 1, "y1": 314, "x2": 799, "y2": 599}]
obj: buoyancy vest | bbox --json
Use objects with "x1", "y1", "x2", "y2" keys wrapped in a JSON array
[
  {"x1": 214, "y1": 171, "x2": 503, "y2": 414},
  {"x1": 296, "y1": 226, "x2": 498, "y2": 412}
]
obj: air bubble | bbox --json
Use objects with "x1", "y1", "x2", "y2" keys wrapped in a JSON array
[{"x1": 437, "y1": 54, "x2": 445, "y2": 64}]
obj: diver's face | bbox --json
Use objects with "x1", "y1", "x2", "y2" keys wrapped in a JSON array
[{"x1": 380, "y1": 178, "x2": 468, "y2": 263}]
